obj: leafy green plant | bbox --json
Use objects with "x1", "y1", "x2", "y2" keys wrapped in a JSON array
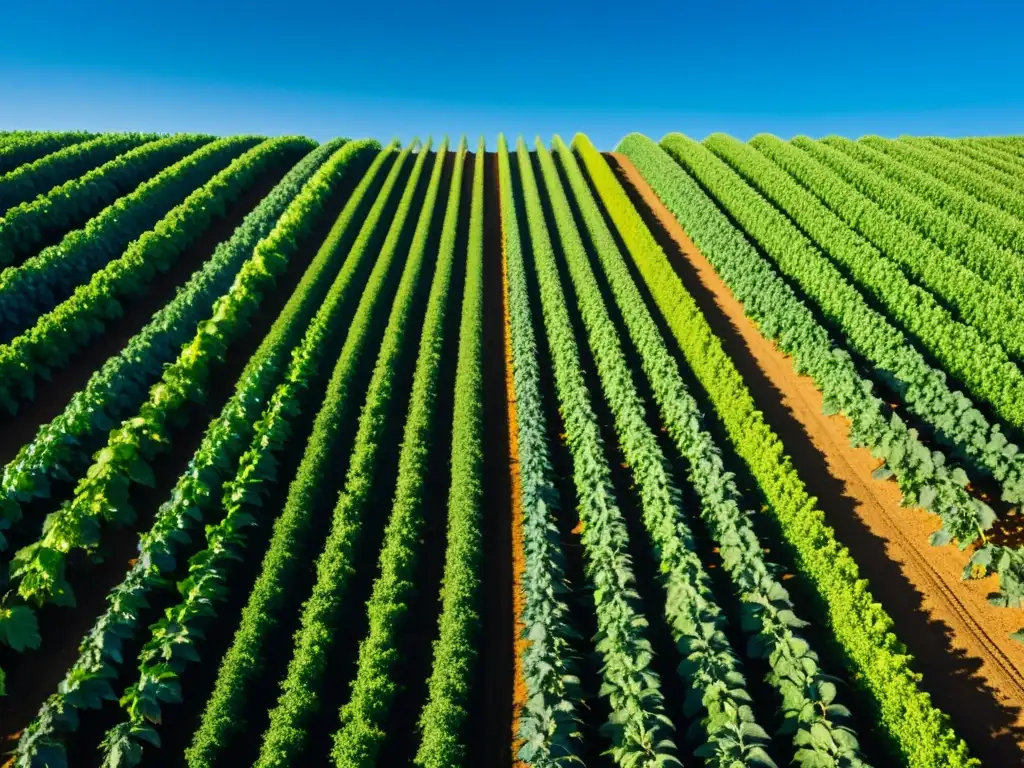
[
  {"x1": 660, "y1": 134, "x2": 997, "y2": 550},
  {"x1": 0, "y1": 132, "x2": 155, "y2": 215},
  {"x1": 0, "y1": 136, "x2": 304, "y2": 416},
  {"x1": 0, "y1": 138, "x2": 350, "y2": 556},
  {"x1": 823, "y1": 136, "x2": 1024, "y2": 256},
  {"x1": 0, "y1": 131, "x2": 94, "y2": 175},
  {"x1": 0, "y1": 135, "x2": 270, "y2": 340},
  {"x1": 864, "y1": 136, "x2": 1024, "y2": 223},
  {"x1": 516, "y1": 137, "x2": 679, "y2": 768},
  {"x1": 0, "y1": 137, "x2": 326, "y2": 649},
  {"x1": 749, "y1": 135, "x2": 1024, "y2": 505},
  {"x1": 559, "y1": 134, "x2": 869, "y2": 766},
  {"x1": 615, "y1": 132, "x2": 976, "y2": 767},
  {"x1": 788, "y1": 137, "x2": 1024, "y2": 336},
  {"x1": 253, "y1": 137, "x2": 447, "y2": 766},
  {"x1": 324, "y1": 138, "x2": 462, "y2": 767},
  {"x1": 184, "y1": 140, "x2": 421, "y2": 767},
  {"x1": 497, "y1": 135, "x2": 584, "y2": 768},
  {"x1": 10, "y1": 138, "x2": 381, "y2": 766},
  {"x1": 98, "y1": 147, "x2": 400, "y2": 768},
  {"x1": 414, "y1": 139, "x2": 485, "y2": 768},
  {"x1": 715, "y1": 134, "x2": 1024, "y2": 365},
  {"x1": 0, "y1": 133, "x2": 213, "y2": 268},
  {"x1": 915, "y1": 137, "x2": 1024, "y2": 198}
]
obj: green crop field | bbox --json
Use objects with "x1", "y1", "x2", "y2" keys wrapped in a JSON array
[{"x1": 0, "y1": 129, "x2": 1022, "y2": 767}]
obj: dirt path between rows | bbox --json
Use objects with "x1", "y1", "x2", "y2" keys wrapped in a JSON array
[{"x1": 609, "y1": 152, "x2": 1024, "y2": 763}]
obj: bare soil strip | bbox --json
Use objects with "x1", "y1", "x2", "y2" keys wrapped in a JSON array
[{"x1": 608, "y1": 151, "x2": 1024, "y2": 762}]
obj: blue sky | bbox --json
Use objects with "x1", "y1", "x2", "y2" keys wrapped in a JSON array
[{"x1": 1, "y1": 0, "x2": 1021, "y2": 148}]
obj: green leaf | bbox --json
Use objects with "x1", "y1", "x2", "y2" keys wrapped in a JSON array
[{"x1": 0, "y1": 605, "x2": 41, "y2": 651}]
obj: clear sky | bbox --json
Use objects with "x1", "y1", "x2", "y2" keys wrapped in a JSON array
[{"x1": 1, "y1": 0, "x2": 1021, "y2": 149}]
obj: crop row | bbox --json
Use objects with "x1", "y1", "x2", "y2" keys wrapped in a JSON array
[
  {"x1": 616, "y1": 132, "x2": 975, "y2": 767},
  {"x1": 822, "y1": 137, "x2": 1024, "y2": 256},
  {"x1": 730, "y1": 134, "x2": 1024, "y2": 361},
  {"x1": 0, "y1": 137, "x2": 331, "y2": 659},
  {"x1": 916, "y1": 137, "x2": 1024, "y2": 199},
  {"x1": 0, "y1": 133, "x2": 214, "y2": 269},
  {"x1": 0, "y1": 135, "x2": 298, "y2": 415},
  {"x1": 665, "y1": 134, "x2": 1024, "y2": 620},
  {"x1": 659, "y1": 134, "x2": 1006, "y2": 551},
  {"x1": 0, "y1": 131, "x2": 94, "y2": 175},
  {"x1": 726, "y1": 135, "x2": 1024, "y2": 474},
  {"x1": 10, "y1": 137, "x2": 382, "y2": 766},
  {"x1": 496, "y1": 135, "x2": 583, "y2": 766},
  {"x1": 962, "y1": 138, "x2": 1024, "y2": 175},
  {"x1": 566, "y1": 134, "x2": 876, "y2": 765},
  {"x1": 184, "y1": 141, "x2": 420, "y2": 766},
  {"x1": 515, "y1": 137, "x2": 678, "y2": 767},
  {"x1": 0, "y1": 138, "x2": 349, "y2": 569},
  {"x1": 258, "y1": 139, "x2": 445, "y2": 767},
  {"x1": 788, "y1": 137, "x2": 1024, "y2": 314},
  {"x1": 750, "y1": 136, "x2": 1024, "y2": 505},
  {"x1": 88, "y1": 139, "x2": 397, "y2": 767},
  {"x1": 0, "y1": 132, "x2": 156, "y2": 215},
  {"x1": 539, "y1": 137, "x2": 786, "y2": 765},
  {"x1": 415, "y1": 139, "x2": 485, "y2": 768},
  {"x1": 0, "y1": 134, "x2": 270, "y2": 341},
  {"x1": 329, "y1": 140, "x2": 463, "y2": 767},
  {"x1": 863, "y1": 136, "x2": 1024, "y2": 224}
]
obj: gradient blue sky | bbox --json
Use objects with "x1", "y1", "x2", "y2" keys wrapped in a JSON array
[{"x1": 1, "y1": 0, "x2": 1022, "y2": 148}]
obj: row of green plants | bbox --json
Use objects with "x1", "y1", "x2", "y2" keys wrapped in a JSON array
[
  {"x1": 183, "y1": 142, "x2": 421, "y2": 766},
  {"x1": 751, "y1": 135, "x2": 1024, "y2": 505},
  {"x1": 970, "y1": 136, "x2": 1024, "y2": 161},
  {"x1": 824, "y1": 137, "x2": 1024, "y2": 255},
  {"x1": 0, "y1": 134, "x2": 213, "y2": 268},
  {"x1": 496, "y1": 135, "x2": 583, "y2": 767},
  {"x1": 0, "y1": 132, "x2": 154, "y2": 214},
  {"x1": 661, "y1": 134, "x2": 1006, "y2": 545},
  {"x1": 327, "y1": 140, "x2": 464, "y2": 766},
  {"x1": 918, "y1": 137, "x2": 1024, "y2": 196},
  {"x1": 0, "y1": 135, "x2": 295, "y2": 415},
  {"x1": 964, "y1": 138, "x2": 1024, "y2": 172},
  {"x1": 0, "y1": 131, "x2": 93, "y2": 175},
  {"x1": 734, "y1": 134, "x2": 1024, "y2": 361},
  {"x1": 668, "y1": 134, "x2": 1024, "y2": 625},
  {"x1": 539, "y1": 138, "x2": 785, "y2": 766},
  {"x1": 0, "y1": 137, "x2": 333, "y2": 632},
  {"x1": 0, "y1": 138, "x2": 350, "y2": 560},
  {"x1": 789, "y1": 137, "x2": 1024, "y2": 316},
  {"x1": 414, "y1": 139, "x2": 485, "y2": 768},
  {"x1": 255, "y1": 139, "x2": 447, "y2": 767},
  {"x1": 90, "y1": 140, "x2": 402, "y2": 768},
  {"x1": 616, "y1": 132, "x2": 977, "y2": 767},
  {"x1": 0, "y1": 135, "x2": 270, "y2": 341},
  {"x1": 876, "y1": 135, "x2": 1024, "y2": 218},
  {"x1": 10, "y1": 137, "x2": 384, "y2": 767},
  {"x1": 516, "y1": 137, "x2": 679, "y2": 768},
  {"x1": 566, "y1": 135, "x2": 876, "y2": 766}
]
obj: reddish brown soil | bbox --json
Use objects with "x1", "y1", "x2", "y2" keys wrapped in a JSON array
[
  {"x1": 503, "y1": 165, "x2": 529, "y2": 765},
  {"x1": 610, "y1": 152, "x2": 1024, "y2": 762}
]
